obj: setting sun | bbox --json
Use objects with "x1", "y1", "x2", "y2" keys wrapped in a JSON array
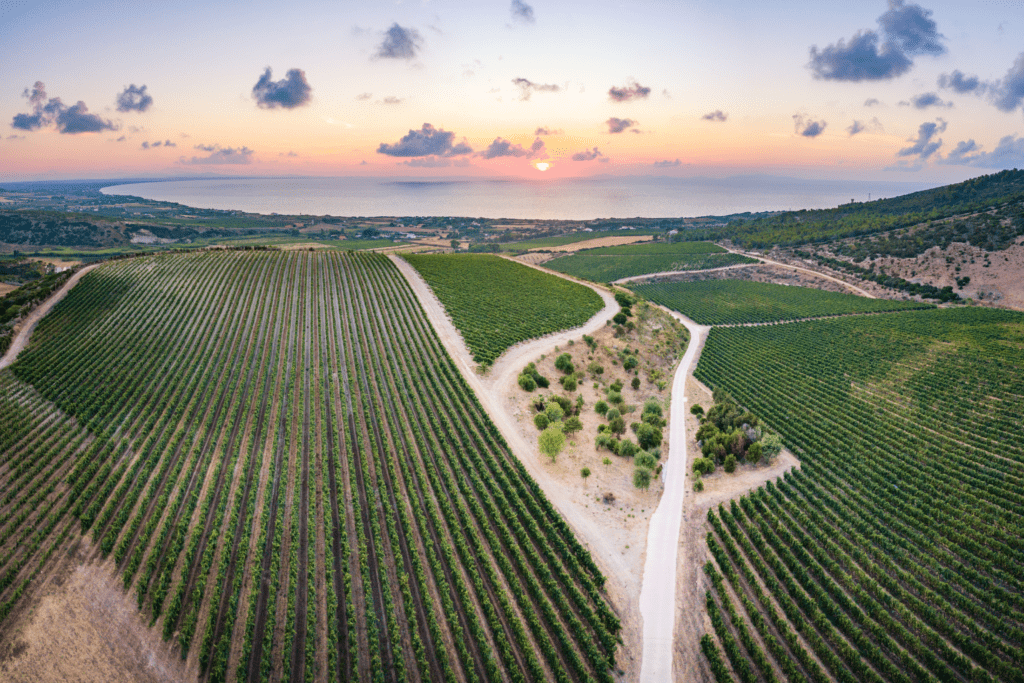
[{"x1": 533, "y1": 162, "x2": 550, "y2": 172}]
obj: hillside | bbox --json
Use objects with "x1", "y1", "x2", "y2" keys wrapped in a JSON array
[
  {"x1": 0, "y1": 210, "x2": 131, "y2": 248},
  {"x1": 701, "y1": 169, "x2": 1024, "y2": 248}
]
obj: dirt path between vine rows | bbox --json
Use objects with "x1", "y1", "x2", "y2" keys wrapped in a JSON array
[
  {"x1": 724, "y1": 248, "x2": 877, "y2": 298},
  {"x1": 0, "y1": 263, "x2": 102, "y2": 370}
]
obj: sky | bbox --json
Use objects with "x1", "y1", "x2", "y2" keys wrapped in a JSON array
[{"x1": 0, "y1": 0, "x2": 1022, "y2": 183}]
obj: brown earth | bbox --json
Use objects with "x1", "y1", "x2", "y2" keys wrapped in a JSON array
[
  {"x1": 0, "y1": 283, "x2": 16, "y2": 296},
  {"x1": 0, "y1": 539, "x2": 191, "y2": 683},
  {"x1": 533, "y1": 234, "x2": 655, "y2": 252}
]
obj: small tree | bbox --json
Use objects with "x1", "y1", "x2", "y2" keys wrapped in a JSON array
[
  {"x1": 613, "y1": 312, "x2": 628, "y2": 325},
  {"x1": 746, "y1": 441, "x2": 763, "y2": 464},
  {"x1": 563, "y1": 415, "x2": 583, "y2": 435},
  {"x1": 608, "y1": 415, "x2": 626, "y2": 436},
  {"x1": 539, "y1": 425, "x2": 566, "y2": 463},
  {"x1": 635, "y1": 452, "x2": 657, "y2": 470},
  {"x1": 561, "y1": 375, "x2": 578, "y2": 392},
  {"x1": 581, "y1": 467, "x2": 591, "y2": 485},
  {"x1": 545, "y1": 402, "x2": 564, "y2": 423},
  {"x1": 518, "y1": 374, "x2": 537, "y2": 391},
  {"x1": 533, "y1": 413, "x2": 550, "y2": 431},
  {"x1": 636, "y1": 422, "x2": 663, "y2": 450},
  {"x1": 724, "y1": 454, "x2": 737, "y2": 473},
  {"x1": 761, "y1": 433, "x2": 782, "y2": 461},
  {"x1": 617, "y1": 439, "x2": 639, "y2": 458},
  {"x1": 631, "y1": 377, "x2": 641, "y2": 390},
  {"x1": 602, "y1": 457, "x2": 612, "y2": 466},
  {"x1": 693, "y1": 478, "x2": 704, "y2": 492},
  {"x1": 633, "y1": 467, "x2": 652, "y2": 490},
  {"x1": 450, "y1": 239, "x2": 460, "y2": 250},
  {"x1": 690, "y1": 404, "x2": 704, "y2": 416},
  {"x1": 554, "y1": 353, "x2": 575, "y2": 375},
  {"x1": 594, "y1": 400, "x2": 609, "y2": 416}
]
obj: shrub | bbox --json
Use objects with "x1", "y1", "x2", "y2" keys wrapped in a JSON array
[
  {"x1": 693, "y1": 478, "x2": 704, "y2": 492},
  {"x1": 623, "y1": 355, "x2": 638, "y2": 370},
  {"x1": 610, "y1": 379, "x2": 624, "y2": 392},
  {"x1": 595, "y1": 434, "x2": 615, "y2": 451},
  {"x1": 632, "y1": 467, "x2": 652, "y2": 490},
  {"x1": 631, "y1": 377, "x2": 641, "y2": 390},
  {"x1": 746, "y1": 441, "x2": 763, "y2": 464},
  {"x1": 561, "y1": 375, "x2": 578, "y2": 392},
  {"x1": 605, "y1": 408, "x2": 620, "y2": 421},
  {"x1": 555, "y1": 353, "x2": 575, "y2": 374},
  {"x1": 617, "y1": 439, "x2": 639, "y2": 458},
  {"x1": 693, "y1": 457, "x2": 715, "y2": 475},
  {"x1": 602, "y1": 457, "x2": 612, "y2": 466},
  {"x1": 724, "y1": 454, "x2": 737, "y2": 473},
  {"x1": 607, "y1": 391, "x2": 623, "y2": 405},
  {"x1": 587, "y1": 361, "x2": 604, "y2": 376},
  {"x1": 635, "y1": 452, "x2": 657, "y2": 470},
  {"x1": 563, "y1": 415, "x2": 583, "y2": 435},
  {"x1": 545, "y1": 402, "x2": 564, "y2": 423},
  {"x1": 636, "y1": 422, "x2": 663, "y2": 450},
  {"x1": 761, "y1": 433, "x2": 783, "y2": 461},
  {"x1": 608, "y1": 416, "x2": 626, "y2": 436},
  {"x1": 690, "y1": 404, "x2": 704, "y2": 416},
  {"x1": 581, "y1": 467, "x2": 591, "y2": 482},
  {"x1": 594, "y1": 400, "x2": 609, "y2": 416},
  {"x1": 613, "y1": 312, "x2": 628, "y2": 325},
  {"x1": 534, "y1": 413, "x2": 550, "y2": 431},
  {"x1": 551, "y1": 394, "x2": 574, "y2": 414},
  {"x1": 518, "y1": 374, "x2": 537, "y2": 391}
]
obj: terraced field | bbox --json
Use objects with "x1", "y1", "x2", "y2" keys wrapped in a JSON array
[
  {"x1": 1, "y1": 250, "x2": 619, "y2": 683},
  {"x1": 694, "y1": 307, "x2": 1024, "y2": 682},
  {"x1": 632, "y1": 279, "x2": 931, "y2": 325},
  {"x1": 544, "y1": 242, "x2": 756, "y2": 282},
  {"x1": 403, "y1": 253, "x2": 603, "y2": 366}
]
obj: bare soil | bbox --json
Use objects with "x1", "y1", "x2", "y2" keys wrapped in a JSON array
[
  {"x1": 0, "y1": 283, "x2": 17, "y2": 296},
  {"x1": 535, "y1": 235, "x2": 655, "y2": 252},
  {"x1": 0, "y1": 540, "x2": 191, "y2": 683},
  {"x1": 644, "y1": 262, "x2": 873, "y2": 296}
]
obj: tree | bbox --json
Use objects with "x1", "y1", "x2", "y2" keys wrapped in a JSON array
[
  {"x1": 617, "y1": 439, "x2": 639, "y2": 458},
  {"x1": 635, "y1": 452, "x2": 657, "y2": 470},
  {"x1": 563, "y1": 415, "x2": 583, "y2": 435},
  {"x1": 561, "y1": 375, "x2": 578, "y2": 392},
  {"x1": 533, "y1": 413, "x2": 550, "y2": 431},
  {"x1": 613, "y1": 312, "x2": 628, "y2": 325},
  {"x1": 690, "y1": 404, "x2": 704, "y2": 416},
  {"x1": 554, "y1": 353, "x2": 574, "y2": 374},
  {"x1": 594, "y1": 400, "x2": 609, "y2": 416},
  {"x1": 518, "y1": 374, "x2": 537, "y2": 391},
  {"x1": 633, "y1": 467, "x2": 652, "y2": 490},
  {"x1": 602, "y1": 457, "x2": 612, "y2": 466},
  {"x1": 631, "y1": 377, "x2": 641, "y2": 390},
  {"x1": 761, "y1": 433, "x2": 783, "y2": 461},
  {"x1": 450, "y1": 239, "x2": 460, "y2": 250},
  {"x1": 581, "y1": 467, "x2": 591, "y2": 484},
  {"x1": 636, "y1": 422, "x2": 663, "y2": 450},
  {"x1": 545, "y1": 402, "x2": 564, "y2": 423},
  {"x1": 607, "y1": 391, "x2": 623, "y2": 405},
  {"x1": 746, "y1": 441, "x2": 763, "y2": 464},
  {"x1": 608, "y1": 415, "x2": 626, "y2": 436},
  {"x1": 724, "y1": 454, "x2": 737, "y2": 473},
  {"x1": 539, "y1": 426, "x2": 566, "y2": 463}
]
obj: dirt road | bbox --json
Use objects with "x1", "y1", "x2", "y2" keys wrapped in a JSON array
[
  {"x1": 637, "y1": 307, "x2": 709, "y2": 682},
  {"x1": 613, "y1": 262, "x2": 756, "y2": 284},
  {"x1": 0, "y1": 263, "x2": 101, "y2": 370},
  {"x1": 726, "y1": 248, "x2": 876, "y2": 298}
]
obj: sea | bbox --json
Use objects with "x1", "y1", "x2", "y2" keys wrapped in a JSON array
[{"x1": 100, "y1": 175, "x2": 940, "y2": 220}]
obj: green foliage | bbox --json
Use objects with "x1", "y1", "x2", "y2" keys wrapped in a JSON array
[
  {"x1": 617, "y1": 439, "x2": 639, "y2": 458},
  {"x1": 545, "y1": 402, "x2": 565, "y2": 423},
  {"x1": 690, "y1": 404, "x2": 704, "y2": 416},
  {"x1": 555, "y1": 353, "x2": 575, "y2": 374},
  {"x1": 595, "y1": 434, "x2": 615, "y2": 451},
  {"x1": 518, "y1": 374, "x2": 537, "y2": 391},
  {"x1": 632, "y1": 279, "x2": 930, "y2": 326},
  {"x1": 518, "y1": 362, "x2": 549, "y2": 391},
  {"x1": 631, "y1": 377, "x2": 640, "y2": 390},
  {"x1": 594, "y1": 400, "x2": 609, "y2": 416},
  {"x1": 564, "y1": 415, "x2": 583, "y2": 435},
  {"x1": 723, "y1": 454, "x2": 737, "y2": 473},
  {"x1": 693, "y1": 478, "x2": 704, "y2": 493},
  {"x1": 760, "y1": 433, "x2": 782, "y2": 461},
  {"x1": 405, "y1": 253, "x2": 603, "y2": 365},
  {"x1": 632, "y1": 467, "x2": 652, "y2": 490},
  {"x1": 635, "y1": 452, "x2": 657, "y2": 470},
  {"x1": 607, "y1": 416, "x2": 626, "y2": 436},
  {"x1": 560, "y1": 374, "x2": 578, "y2": 391},
  {"x1": 636, "y1": 422, "x2": 663, "y2": 450},
  {"x1": 580, "y1": 467, "x2": 591, "y2": 481},
  {"x1": 612, "y1": 312, "x2": 628, "y2": 326},
  {"x1": 692, "y1": 457, "x2": 716, "y2": 475},
  {"x1": 539, "y1": 425, "x2": 566, "y2": 462},
  {"x1": 545, "y1": 241, "x2": 755, "y2": 282},
  {"x1": 606, "y1": 391, "x2": 623, "y2": 405},
  {"x1": 534, "y1": 413, "x2": 550, "y2": 431}
]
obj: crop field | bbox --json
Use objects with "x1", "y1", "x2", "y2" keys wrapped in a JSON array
[
  {"x1": 1, "y1": 250, "x2": 619, "y2": 683},
  {"x1": 631, "y1": 279, "x2": 931, "y2": 325},
  {"x1": 544, "y1": 242, "x2": 756, "y2": 282},
  {"x1": 694, "y1": 307, "x2": 1024, "y2": 682},
  {"x1": 500, "y1": 230, "x2": 662, "y2": 251},
  {"x1": 403, "y1": 253, "x2": 604, "y2": 366}
]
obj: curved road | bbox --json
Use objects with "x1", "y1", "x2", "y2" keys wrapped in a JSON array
[{"x1": 0, "y1": 263, "x2": 100, "y2": 370}]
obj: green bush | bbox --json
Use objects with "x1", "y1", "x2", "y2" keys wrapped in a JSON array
[
  {"x1": 534, "y1": 413, "x2": 550, "y2": 431},
  {"x1": 632, "y1": 467, "x2": 652, "y2": 490},
  {"x1": 631, "y1": 377, "x2": 641, "y2": 390},
  {"x1": 555, "y1": 353, "x2": 575, "y2": 374},
  {"x1": 724, "y1": 454, "x2": 737, "y2": 473},
  {"x1": 635, "y1": 452, "x2": 657, "y2": 470},
  {"x1": 617, "y1": 440, "x2": 639, "y2": 458},
  {"x1": 518, "y1": 374, "x2": 537, "y2": 391},
  {"x1": 545, "y1": 402, "x2": 564, "y2": 423},
  {"x1": 594, "y1": 400, "x2": 609, "y2": 416}
]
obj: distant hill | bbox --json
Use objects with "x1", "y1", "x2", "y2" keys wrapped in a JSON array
[
  {"x1": 702, "y1": 169, "x2": 1024, "y2": 249},
  {"x1": 0, "y1": 210, "x2": 130, "y2": 247}
]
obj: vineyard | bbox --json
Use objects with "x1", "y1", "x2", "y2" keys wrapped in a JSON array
[
  {"x1": 631, "y1": 279, "x2": 931, "y2": 325},
  {"x1": 1, "y1": 250, "x2": 619, "y2": 682},
  {"x1": 693, "y1": 307, "x2": 1024, "y2": 681},
  {"x1": 544, "y1": 242, "x2": 756, "y2": 282},
  {"x1": 403, "y1": 253, "x2": 603, "y2": 366}
]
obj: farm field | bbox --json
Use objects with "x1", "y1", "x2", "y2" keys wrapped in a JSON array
[
  {"x1": 501, "y1": 230, "x2": 662, "y2": 251},
  {"x1": 631, "y1": 279, "x2": 931, "y2": 325},
  {"x1": 544, "y1": 242, "x2": 756, "y2": 282},
  {"x1": 403, "y1": 253, "x2": 604, "y2": 366},
  {"x1": 0, "y1": 250, "x2": 619, "y2": 682},
  {"x1": 694, "y1": 307, "x2": 1024, "y2": 682}
]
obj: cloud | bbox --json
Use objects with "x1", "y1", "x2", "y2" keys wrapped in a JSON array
[
  {"x1": 115, "y1": 84, "x2": 152, "y2": 113},
  {"x1": 793, "y1": 114, "x2": 827, "y2": 137},
  {"x1": 280, "y1": 151, "x2": 299, "y2": 157},
  {"x1": 10, "y1": 81, "x2": 117, "y2": 134},
  {"x1": 606, "y1": 117, "x2": 638, "y2": 133},
  {"x1": 991, "y1": 51, "x2": 1024, "y2": 113},
  {"x1": 898, "y1": 92, "x2": 952, "y2": 109},
  {"x1": 942, "y1": 135, "x2": 1024, "y2": 168},
  {"x1": 183, "y1": 144, "x2": 255, "y2": 164},
  {"x1": 865, "y1": 98, "x2": 881, "y2": 106},
  {"x1": 7, "y1": 134, "x2": 25, "y2": 140},
  {"x1": 608, "y1": 79, "x2": 651, "y2": 102},
  {"x1": 512, "y1": 77, "x2": 561, "y2": 101},
  {"x1": 379, "y1": 96, "x2": 403, "y2": 105},
  {"x1": 571, "y1": 147, "x2": 604, "y2": 161},
  {"x1": 653, "y1": 159, "x2": 681, "y2": 167},
  {"x1": 116, "y1": 135, "x2": 126, "y2": 142},
  {"x1": 897, "y1": 118, "x2": 946, "y2": 160},
  {"x1": 376, "y1": 23, "x2": 421, "y2": 60},
  {"x1": 356, "y1": 92, "x2": 372, "y2": 101},
  {"x1": 402, "y1": 157, "x2": 471, "y2": 168},
  {"x1": 848, "y1": 117, "x2": 883, "y2": 136},
  {"x1": 252, "y1": 67, "x2": 312, "y2": 109},
  {"x1": 534, "y1": 126, "x2": 562, "y2": 136},
  {"x1": 479, "y1": 136, "x2": 545, "y2": 159},
  {"x1": 937, "y1": 70, "x2": 987, "y2": 95},
  {"x1": 376, "y1": 123, "x2": 472, "y2": 157},
  {"x1": 808, "y1": 1, "x2": 944, "y2": 82},
  {"x1": 141, "y1": 139, "x2": 176, "y2": 149},
  {"x1": 701, "y1": 110, "x2": 727, "y2": 122},
  {"x1": 510, "y1": 0, "x2": 535, "y2": 24}
]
